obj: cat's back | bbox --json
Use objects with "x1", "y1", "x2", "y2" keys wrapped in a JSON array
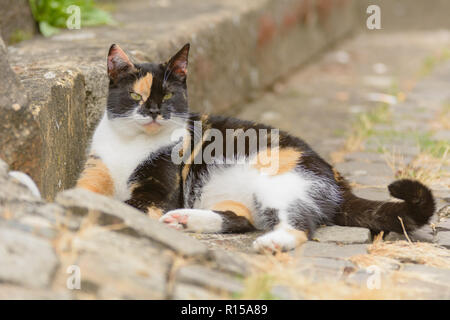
[{"x1": 201, "y1": 114, "x2": 317, "y2": 155}]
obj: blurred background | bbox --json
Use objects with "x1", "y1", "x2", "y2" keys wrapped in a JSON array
[{"x1": 0, "y1": 0, "x2": 449, "y2": 299}]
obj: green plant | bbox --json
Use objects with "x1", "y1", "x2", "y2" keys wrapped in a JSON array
[
  {"x1": 29, "y1": 0, "x2": 114, "y2": 37},
  {"x1": 416, "y1": 133, "x2": 450, "y2": 158},
  {"x1": 9, "y1": 29, "x2": 33, "y2": 44},
  {"x1": 418, "y1": 49, "x2": 450, "y2": 77},
  {"x1": 353, "y1": 102, "x2": 391, "y2": 140},
  {"x1": 237, "y1": 274, "x2": 279, "y2": 300}
]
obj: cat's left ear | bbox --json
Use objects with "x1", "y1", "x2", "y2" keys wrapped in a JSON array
[{"x1": 166, "y1": 43, "x2": 190, "y2": 81}]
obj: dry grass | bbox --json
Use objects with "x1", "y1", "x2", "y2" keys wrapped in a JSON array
[
  {"x1": 49, "y1": 209, "x2": 133, "y2": 298},
  {"x1": 430, "y1": 103, "x2": 450, "y2": 131},
  {"x1": 349, "y1": 254, "x2": 401, "y2": 271},
  {"x1": 331, "y1": 103, "x2": 391, "y2": 163},
  {"x1": 383, "y1": 147, "x2": 449, "y2": 187},
  {"x1": 237, "y1": 228, "x2": 450, "y2": 300},
  {"x1": 166, "y1": 254, "x2": 193, "y2": 298},
  {"x1": 330, "y1": 134, "x2": 365, "y2": 163},
  {"x1": 237, "y1": 251, "x2": 418, "y2": 300},
  {"x1": 351, "y1": 239, "x2": 450, "y2": 270}
]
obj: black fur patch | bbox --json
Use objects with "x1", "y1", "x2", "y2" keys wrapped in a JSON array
[
  {"x1": 126, "y1": 144, "x2": 182, "y2": 212},
  {"x1": 214, "y1": 210, "x2": 255, "y2": 233}
]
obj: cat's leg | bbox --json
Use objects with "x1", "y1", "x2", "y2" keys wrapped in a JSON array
[
  {"x1": 125, "y1": 180, "x2": 175, "y2": 220},
  {"x1": 126, "y1": 198, "x2": 165, "y2": 219},
  {"x1": 159, "y1": 209, "x2": 223, "y2": 232},
  {"x1": 160, "y1": 200, "x2": 255, "y2": 233},
  {"x1": 161, "y1": 207, "x2": 308, "y2": 250},
  {"x1": 125, "y1": 155, "x2": 182, "y2": 219},
  {"x1": 253, "y1": 222, "x2": 308, "y2": 252},
  {"x1": 252, "y1": 203, "x2": 314, "y2": 252},
  {"x1": 76, "y1": 154, "x2": 115, "y2": 196}
]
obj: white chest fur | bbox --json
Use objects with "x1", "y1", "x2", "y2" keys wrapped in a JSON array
[{"x1": 90, "y1": 115, "x2": 180, "y2": 201}]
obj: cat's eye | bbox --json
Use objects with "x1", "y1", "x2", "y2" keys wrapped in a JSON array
[
  {"x1": 163, "y1": 92, "x2": 173, "y2": 101},
  {"x1": 130, "y1": 92, "x2": 142, "y2": 101}
]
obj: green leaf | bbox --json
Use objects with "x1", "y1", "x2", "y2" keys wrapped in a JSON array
[
  {"x1": 39, "y1": 21, "x2": 61, "y2": 37},
  {"x1": 29, "y1": 0, "x2": 115, "y2": 37}
]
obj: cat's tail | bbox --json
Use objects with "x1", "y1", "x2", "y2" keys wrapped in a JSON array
[{"x1": 333, "y1": 178, "x2": 435, "y2": 233}]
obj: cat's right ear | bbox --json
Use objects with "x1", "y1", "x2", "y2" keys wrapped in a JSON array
[{"x1": 107, "y1": 44, "x2": 135, "y2": 80}]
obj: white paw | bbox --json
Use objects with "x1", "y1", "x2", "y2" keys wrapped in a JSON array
[
  {"x1": 159, "y1": 209, "x2": 223, "y2": 233},
  {"x1": 253, "y1": 229, "x2": 299, "y2": 253}
]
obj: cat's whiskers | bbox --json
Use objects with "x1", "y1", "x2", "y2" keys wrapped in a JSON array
[
  {"x1": 167, "y1": 118, "x2": 203, "y2": 142},
  {"x1": 170, "y1": 112, "x2": 194, "y2": 120},
  {"x1": 168, "y1": 118, "x2": 201, "y2": 135}
]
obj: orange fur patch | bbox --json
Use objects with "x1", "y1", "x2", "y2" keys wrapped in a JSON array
[
  {"x1": 332, "y1": 168, "x2": 343, "y2": 182},
  {"x1": 181, "y1": 130, "x2": 210, "y2": 182},
  {"x1": 129, "y1": 181, "x2": 141, "y2": 193},
  {"x1": 179, "y1": 133, "x2": 191, "y2": 159},
  {"x1": 200, "y1": 114, "x2": 209, "y2": 123},
  {"x1": 147, "y1": 206, "x2": 163, "y2": 219},
  {"x1": 211, "y1": 200, "x2": 254, "y2": 224},
  {"x1": 133, "y1": 73, "x2": 153, "y2": 101},
  {"x1": 252, "y1": 147, "x2": 302, "y2": 175},
  {"x1": 76, "y1": 156, "x2": 114, "y2": 196}
]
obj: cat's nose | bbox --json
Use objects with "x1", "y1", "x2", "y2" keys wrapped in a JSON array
[{"x1": 149, "y1": 108, "x2": 159, "y2": 120}]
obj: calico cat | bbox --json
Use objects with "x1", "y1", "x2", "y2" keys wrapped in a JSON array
[{"x1": 76, "y1": 43, "x2": 435, "y2": 252}]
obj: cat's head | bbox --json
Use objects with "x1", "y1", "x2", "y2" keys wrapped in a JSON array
[{"x1": 106, "y1": 43, "x2": 190, "y2": 136}]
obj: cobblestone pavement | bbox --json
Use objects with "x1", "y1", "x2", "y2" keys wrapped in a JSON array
[{"x1": 191, "y1": 30, "x2": 450, "y2": 299}]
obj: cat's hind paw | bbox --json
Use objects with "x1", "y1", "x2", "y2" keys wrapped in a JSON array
[
  {"x1": 159, "y1": 209, "x2": 223, "y2": 233},
  {"x1": 253, "y1": 228, "x2": 307, "y2": 253}
]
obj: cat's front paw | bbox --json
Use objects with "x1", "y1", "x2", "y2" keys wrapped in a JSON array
[
  {"x1": 159, "y1": 209, "x2": 223, "y2": 233},
  {"x1": 159, "y1": 210, "x2": 189, "y2": 230}
]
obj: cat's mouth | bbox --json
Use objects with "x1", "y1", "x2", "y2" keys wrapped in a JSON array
[
  {"x1": 142, "y1": 119, "x2": 162, "y2": 133},
  {"x1": 143, "y1": 120, "x2": 161, "y2": 127}
]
